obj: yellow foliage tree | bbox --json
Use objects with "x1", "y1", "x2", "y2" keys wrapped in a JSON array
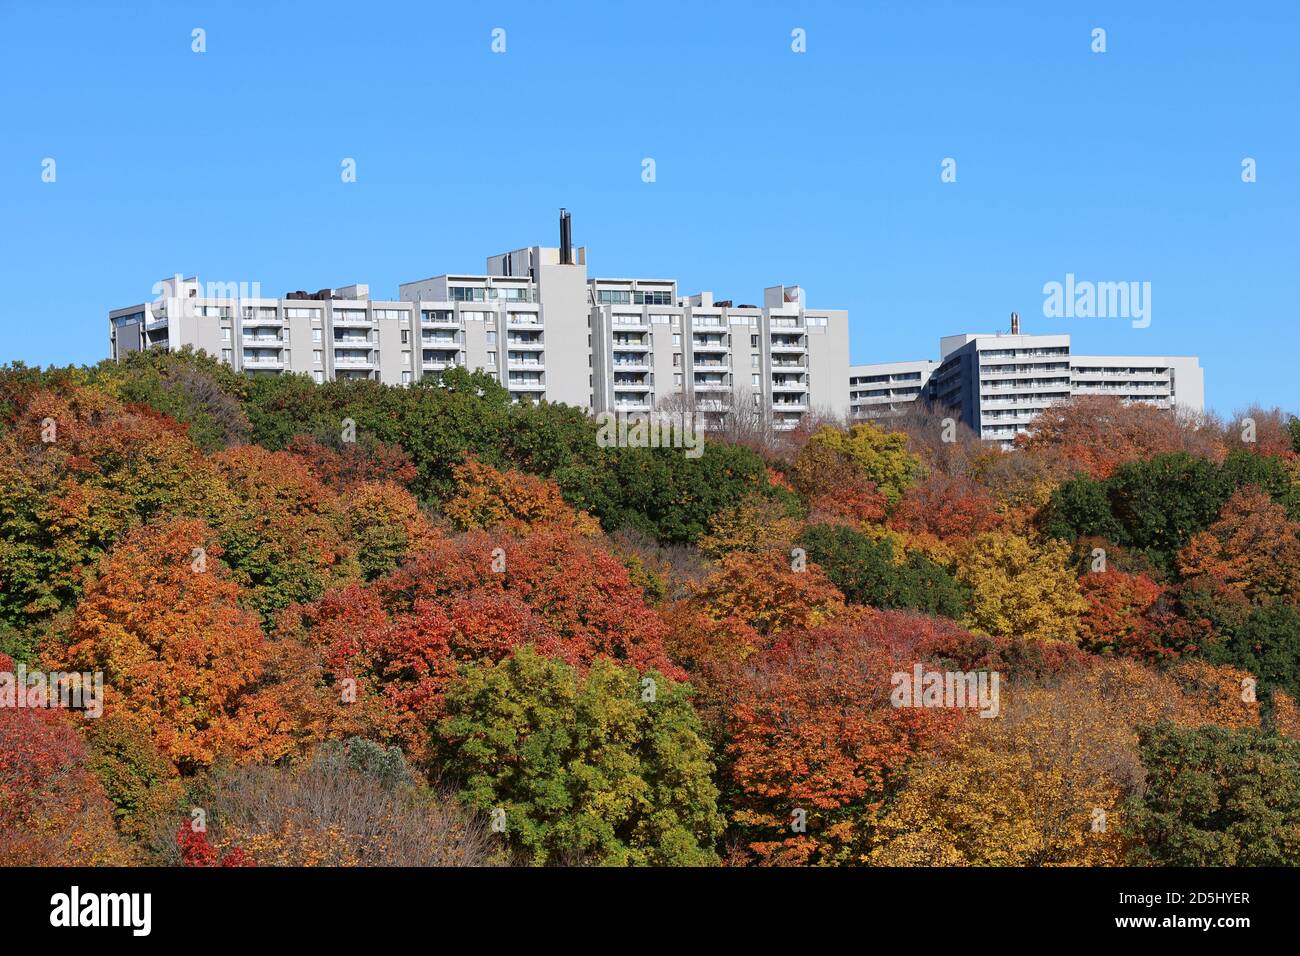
[
  {"x1": 955, "y1": 532, "x2": 1087, "y2": 642},
  {"x1": 697, "y1": 494, "x2": 802, "y2": 559},
  {"x1": 792, "y1": 423, "x2": 925, "y2": 504},
  {"x1": 869, "y1": 658, "x2": 1254, "y2": 867}
]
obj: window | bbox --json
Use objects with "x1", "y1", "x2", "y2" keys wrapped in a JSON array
[
  {"x1": 286, "y1": 308, "x2": 321, "y2": 320},
  {"x1": 672, "y1": 353, "x2": 680, "y2": 368},
  {"x1": 486, "y1": 330, "x2": 497, "y2": 345},
  {"x1": 283, "y1": 350, "x2": 291, "y2": 364},
  {"x1": 673, "y1": 373, "x2": 683, "y2": 386},
  {"x1": 402, "y1": 371, "x2": 412, "y2": 385},
  {"x1": 312, "y1": 329, "x2": 322, "y2": 343},
  {"x1": 751, "y1": 354, "x2": 760, "y2": 367},
  {"x1": 313, "y1": 370, "x2": 324, "y2": 384},
  {"x1": 314, "y1": 350, "x2": 323, "y2": 365},
  {"x1": 487, "y1": 351, "x2": 497, "y2": 365},
  {"x1": 751, "y1": 335, "x2": 759, "y2": 348},
  {"x1": 221, "y1": 349, "x2": 232, "y2": 363},
  {"x1": 400, "y1": 330, "x2": 409, "y2": 344},
  {"x1": 222, "y1": 328, "x2": 231, "y2": 342},
  {"x1": 672, "y1": 333, "x2": 681, "y2": 346},
  {"x1": 752, "y1": 374, "x2": 761, "y2": 386}
]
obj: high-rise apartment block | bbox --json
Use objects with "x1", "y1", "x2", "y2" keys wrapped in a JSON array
[
  {"x1": 109, "y1": 212, "x2": 849, "y2": 431},
  {"x1": 850, "y1": 319, "x2": 1204, "y2": 442}
]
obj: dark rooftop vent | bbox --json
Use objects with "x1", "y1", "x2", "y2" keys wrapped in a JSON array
[{"x1": 559, "y1": 208, "x2": 573, "y2": 265}]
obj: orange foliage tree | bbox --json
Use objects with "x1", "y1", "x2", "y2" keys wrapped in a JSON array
[
  {"x1": 1015, "y1": 395, "x2": 1224, "y2": 480},
  {"x1": 443, "y1": 456, "x2": 599, "y2": 536},
  {"x1": 1177, "y1": 486, "x2": 1300, "y2": 604},
  {"x1": 726, "y1": 612, "x2": 965, "y2": 865},
  {"x1": 1077, "y1": 569, "x2": 1166, "y2": 660},
  {"x1": 46, "y1": 519, "x2": 288, "y2": 773}
]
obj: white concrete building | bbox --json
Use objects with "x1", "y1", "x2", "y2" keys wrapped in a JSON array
[
  {"x1": 849, "y1": 359, "x2": 940, "y2": 421},
  {"x1": 109, "y1": 212, "x2": 850, "y2": 431},
  {"x1": 854, "y1": 317, "x2": 1205, "y2": 442}
]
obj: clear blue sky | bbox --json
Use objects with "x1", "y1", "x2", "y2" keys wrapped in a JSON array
[{"x1": 1, "y1": 0, "x2": 1296, "y2": 415}]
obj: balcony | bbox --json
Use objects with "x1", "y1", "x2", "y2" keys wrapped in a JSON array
[
  {"x1": 613, "y1": 360, "x2": 650, "y2": 373},
  {"x1": 770, "y1": 340, "x2": 807, "y2": 354},
  {"x1": 507, "y1": 313, "x2": 542, "y2": 327},
  {"x1": 333, "y1": 353, "x2": 375, "y2": 368},
  {"x1": 332, "y1": 312, "x2": 373, "y2": 328},
  {"x1": 421, "y1": 311, "x2": 459, "y2": 327}
]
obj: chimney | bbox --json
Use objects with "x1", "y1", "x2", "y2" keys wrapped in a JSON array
[
  {"x1": 1010, "y1": 311, "x2": 1020, "y2": 335},
  {"x1": 559, "y1": 208, "x2": 573, "y2": 265}
]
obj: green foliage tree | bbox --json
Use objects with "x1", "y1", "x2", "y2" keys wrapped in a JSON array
[
  {"x1": 437, "y1": 646, "x2": 724, "y2": 866},
  {"x1": 1123, "y1": 722, "x2": 1300, "y2": 865},
  {"x1": 800, "y1": 523, "x2": 968, "y2": 619},
  {"x1": 1207, "y1": 602, "x2": 1300, "y2": 725}
]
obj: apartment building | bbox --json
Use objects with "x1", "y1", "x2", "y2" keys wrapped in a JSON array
[
  {"x1": 849, "y1": 360, "x2": 940, "y2": 421},
  {"x1": 850, "y1": 316, "x2": 1205, "y2": 442},
  {"x1": 109, "y1": 212, "x2": 850, "y2": 430}
]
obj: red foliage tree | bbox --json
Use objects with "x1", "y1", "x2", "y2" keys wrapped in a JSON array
[
  {"x1": 1076, "y1": 570, "x2": 1166, "y2": 660},
  {"x1": 282, "y1": 527, "x2": 683, "y2": 763},
  {"x1": 726, "y1": 611, "x2": 965, "y2": 865},
  {"x1": 887, "y1": 473, "x2": 1003, "y2": 540}
]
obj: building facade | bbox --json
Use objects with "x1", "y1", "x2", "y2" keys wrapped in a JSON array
[
  {"x1": 849, "y1": 359, "x2": 939, "y2": 421},
  {"x1": 851, "y1": 328, "x2": 1205, "y2": 443},
  {"x1": 109, "y1": 217, "x2": 850, "y2": 431}
]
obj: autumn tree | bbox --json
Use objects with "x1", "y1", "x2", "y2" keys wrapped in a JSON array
[
  {"x1": 284, "y1": 527, "x2": 685, "y2": 763},
  {"x1": 47, "y1": 518, "x2": 287, "y2": 772},
  {"x1": 671, "y1": 549, "x2": 845, "y2": 657},
  {"x1": 286, "y1": 433, "x2": 417, "y2": 492},
  {"x1": 438, "y1": 646, "x2": 724, "y2": 866},
  {"x1": 726, "y1": 615, "x2": 964, "y2": 865},
  {"x1": 887, "y1": 472, "x2": 1002, "y2": 541},
  {"x1": 211, "y1": 445, "x2": 361, "y2": 619},
  {"x1": 1177, "y1": 486, "x2": 1300, "y2": 604},
  {"x1": 1015, "y1": 395, "x2": 1224, "y2": 479},
  {"x1": 791, "y1": 423, "x2": 925, "y2": 504},
  {"x1": 443, "y1": 456, "x2": 599, "y2": 536},
  {"x1": 697, "y1": 493, "x2": 802, "y2": 558},
  {"x1": 805, "y1": 474, "x2": 888, "y2": 528},
  {"x1": 955, "y1": 532, "x2": 1087, "y2": 642},
  {"x1": 0, "y1": 385, "x2": 227, "y2": 626},
  {"x1": 344, "y1": 480, "x2": 439, "y2": 579},
  {"x1": 0, "y1": 657, "x2": 134, "y2": 865},
  {"x1": 1076, "y1": 569, "x2": 1165, "y2": 660}
]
